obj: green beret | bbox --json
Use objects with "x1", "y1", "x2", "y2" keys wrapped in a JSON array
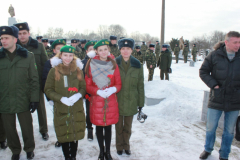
[
  {"x1": 93, "y1": 39, "x2": 110, "y2": 49},
  {"x1": 60, "y1": 45, "x2": 76, "y2": 53},
  {"x1": 51, "y1": 39, "x2": 66, "y2": 49},
  {"x1": 84, "y1": 41, "x2": 97, "y2": 50}
]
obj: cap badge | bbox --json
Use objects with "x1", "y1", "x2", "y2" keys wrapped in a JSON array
[
  {"x1": 2, "y1": 29, "x2": 6, "y2": 32},
  {"x1": 74, "y1": 40, "x2": 76, "y2": 43},
  {"x1": 125, "y1": 41, "x2": 128, "y2": 44},
  {"x1": 59, "y1": 40, "x2": 61, "y2": 42},
  {"x1": 106, "y1": 41, "x2": 109, "y2": 44},
  {"x1": 73, "y1": 49, "x2": 75, "y2": 52},
  {"x1": 19, "y1": 26, "x2": 22, "y2": 28},
  {"x1": 102, "y1": 42, "x2": 104, "y2": 44},
  {"x1": 69, "y1": 48, "x2": 71, "y2": 51}
]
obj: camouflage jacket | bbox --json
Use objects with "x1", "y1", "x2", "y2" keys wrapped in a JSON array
[
  {"x1": 109, "y1": 43, "x2": 120, "y2": 58},
  {"x1": 145, "y1": 49, "x2": 156, "y2": 69},
  {"x1": 155, "y1": 44, "x2": 161, "y2": 54},
  {"x1": 183, "y1": 47, "x2": 189, "y2": 56},
  {"x1": 80, "y1": 47, "x2": 86, "y2": 60},
  {"x1": 73, "y1": 46, "x2": 82, "y2": 59},
  {"x1": 132, "y1": 50, "x2": 144, "y2": 64},
  {"x1": 140, "y1": 44, "x2": 148, "y2": 52},
  {"x1": 191, "y1": 46, "x2": 197, "y2": 55},
  {"x1": 174, "y1": 46, "x2": 180, "y2": 54}
]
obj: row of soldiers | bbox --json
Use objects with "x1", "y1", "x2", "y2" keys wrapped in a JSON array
[{"x1": 173, "y1": 43, "x2": 198, "y2": 63}]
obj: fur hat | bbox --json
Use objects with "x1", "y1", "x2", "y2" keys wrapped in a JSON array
[
  {"x1": 14, "y1": 22, "x2": 30, "y2": 31},
  {"x1": 118, "y1": 38, "x2": 135, "y2": 50},
  {"x1": 0, "y1": 26, "x2": 19, "y2": 38}
]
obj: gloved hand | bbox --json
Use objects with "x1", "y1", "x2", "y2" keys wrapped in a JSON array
[
  {"x1": 69, "y1": 93, "x2": 82, "y2": 104},
  {"x1": 49, "y1": 100, "x2": 54, "y2": 106},
  {"x1": 50, "y1": 57, "x2": 62, "y2": 67},
  {"x1": 97, "y1": 90, "x2": 107, "y2": 99},
  {"x1": 29, "y1": 102, "x2": 39, "y2": 113},
  {"x1": 60, "y1": 97, "x2": 74, "y2": 106},
  {"x1": 104, "y1": 87, "x2": 117, "y2": 97}
]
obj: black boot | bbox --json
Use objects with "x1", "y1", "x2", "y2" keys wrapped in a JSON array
[
  {"x1": 55, "y1": 141, "x2": 62, "y2": 147},
  {"x1": 27, "y1": 151, "x2": 34, "y2": 159},
  {"x1": 105, "y1": 150, "x2": 112, "y2": 160},
  {"x1": 98, "y1": 150, "x2": 104, "y2": 160},
  {"x1": 41, "y1": 133, "x2": 49, "y2": 141},
  {"x1": 71, "y1": 158, "x2": 76, "y2": 160},
  {"x1": 125, "y1": 150, "x2": 131, "y2": 155},
  {"x1": 87, "y1": 128, "x2": 93, "y2": 141},
  {"x1": 219, "y1": 158, "x2": 228, "y2": 160},
  {"x1": 11, "y1": 154, "x2": 20, "y2": 160},
  {"x1": 117, "y1": 150, "x2": 123, "y2": 155},
  {"x1": 199, "y1": 151, "x2": 211, "y2": 159},
  {"x1": 0, "y1": 141, "x2": 8, "y2": 149}
]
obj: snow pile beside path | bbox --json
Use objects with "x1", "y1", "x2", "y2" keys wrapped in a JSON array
[{"x1": 144, "y1": 80, "x2": 203, "y2": 122}]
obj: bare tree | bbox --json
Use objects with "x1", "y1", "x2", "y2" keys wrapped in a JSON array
[
  {"x1": 97, "y1": 25, "x2": 109, "y2": 39},
  {"x1": 44, "y1": 27, "x2": 55, "y2": 39},
  {"x1": 54, "y1": 28, "x2": 64, "y2": 39},
  {"x1": 108, "y1": 24, "x2": 127, "y2": 38},
  {"x1": 130, "y1": 31, "x2": 142, "y2": 42},
  {"x1": 210, "y1": 30, "x2": 226, "y2": 46}
]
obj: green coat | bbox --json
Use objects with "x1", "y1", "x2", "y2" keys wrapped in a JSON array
[
  {"x1": 0, "y1": 45, "x2": 39, "y2": 114},
  {"x1": 44, "y1": 64, "x2": 86, "y2": 143},
  {"x1": 116, "y1": 55, "x2": 145, "y2": 116},
  {"x1": 174, "y1": 46, "x2": 180, "y2": 55},
  {"x1": 109, "y1": 43, "x2": 120, "y2": 58},
  {"x1": 145, "y1": 49, "x2": 156, "y2": 69},
  {"x1": 183, "y1": 46, "x2": 189, "y2": 56},
  {"x1": 158, "y1": 49, "x2": 172, "y2": 70},
  {"x1": 191, "y1": 46, "x2": 197, "y2": 55},
  {"x1": 155, "y1": 44, "x2": 161, "y2": 61},
  {"x1": 17, "y1": 37, "x2": 48, "y2": 88}
]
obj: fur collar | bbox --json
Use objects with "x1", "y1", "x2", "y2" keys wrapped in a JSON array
[
  {"x1": 17, "y1": 36, "x2": 38, "y2": 49},
  {"x1": 0, "y1": 44, "x2": 28, "y2": 59},
  {"x1": 116, "y1": 55, "x2": 141, "y2": 68},
  {"x1": 214, "y1": 41, "x2": 225, "y2": 50},
  {"x1": 51, "y1": 56, "x2": 83, "y2": 70}
]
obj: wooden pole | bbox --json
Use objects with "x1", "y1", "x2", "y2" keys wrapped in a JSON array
[{"x1": 160, "y1": 0, "x2": 165, "y2": 51}]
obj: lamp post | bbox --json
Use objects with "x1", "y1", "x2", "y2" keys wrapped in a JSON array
[{"x1": 160, "y1": 0, "x2": 165, "y2": 51}]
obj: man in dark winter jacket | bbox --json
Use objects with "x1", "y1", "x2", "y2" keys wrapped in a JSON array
[
  {"x1": 199, "y1": 31, "x2": 240, "y2": 160},
  {"x1": 81, "y1": 41, "x2": 96, "y2": 141}
]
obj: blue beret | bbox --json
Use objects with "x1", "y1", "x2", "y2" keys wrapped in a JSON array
[
  {"x1": 0, "y1": 26, "x2": 19, "y2": 38},
  {"x1": 110, "y1": 36, "x2": 117, "y2": 40},
  {"x1": 149, "y1": 44, "x2": 155, "y2": 48},
  {"x1": 118, "y1": 38, "x2": 135, "y2": 50},
  {"x1": 14, "y1": 22, "x2": 29, "y2": 31}
]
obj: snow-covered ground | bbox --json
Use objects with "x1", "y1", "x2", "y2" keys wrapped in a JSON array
[{"x1": 1, "y1": 60, "x2": 240, "y2": 160}]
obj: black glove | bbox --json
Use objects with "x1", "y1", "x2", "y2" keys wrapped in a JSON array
[
  {"x1": 138, "y1": 107, "x2": 142, "y2": 112},
  {"x1": 29, "y1": 102, "x2": 39, "y2": 113}
]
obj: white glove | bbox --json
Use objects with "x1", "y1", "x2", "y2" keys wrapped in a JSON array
[
  {"x1": 104, "y1": 87, "x2": 117, "y2": 97},
  {"x1": 87, "y1": 51, "x2": 96, "y2": 58},
  {"x1": 60, "y1": 97, "x2": 74, "y2": 106},
  {"x1": 69, "y1": 93, "x2": 82, "y2": 104},
  {"x1": 76, "y1": 58, "x2": 84, "y2": 70},
  {"x1": 49, "y1": 100, "x2": 54, "y2": 106},
  {"x1": 97, "y1": 90, "x2": 107, "y2": 99},
  {"x1": 50, "y1": 57, "x2": 62, "y2": 67}
]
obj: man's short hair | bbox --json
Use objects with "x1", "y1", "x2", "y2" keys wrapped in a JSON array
[{"x1": 225, "y1": 31, "x2": 240, "y2": 41}]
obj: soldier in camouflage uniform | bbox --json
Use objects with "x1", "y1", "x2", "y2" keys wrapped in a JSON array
[
  {"x1": 191, "y1": 44, "x2": 197, "y2": 62},
  {"x1": 145, "y1": 44, "x2": 156, "y2": 81},
  {"x1": 140, "y1": 41, "x2": 148, "y2": 57},
  {"x1": 77, "y1": 39, "x2": 81, "y2": 48},
  {"x1": 155, "y1": 41, "x2": 160, "y2": 64},
  {"x1": 71, "y1": 39, "x2": 82, "y2": 59},
  {"x1": 41, "y1": 39, "x2": 51, "y2": 59},
  {"x1": 109, "y1": 35, "x2": 120, "y2": 58},
  {"x1": 132, "y1": 46, "x2": 144, "y2": 64},
  {"x1": 79, "y1": 39, "x2": 87, "y2": 60},
  {"x1": 183, "y1": 43, "x2": 189, "y2": 63},
  {"x1": 174, "y1": 44, "x2": 180, "y2": 63}
]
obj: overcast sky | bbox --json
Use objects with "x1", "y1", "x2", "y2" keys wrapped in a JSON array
[{"x1": 1, "y1": 0, "x2": 240, "y2": 42}]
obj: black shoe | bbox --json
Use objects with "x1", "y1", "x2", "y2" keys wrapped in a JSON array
[
  {"x1": 105, "y1": 151, "x2": 113, "y2": 160},
  {"x1": 71, "y1": 158, "x2": 76, "y2": 160},
  {"x1": 42, "y1": 133, "x2": 49, "y2": 140},
  {"x1": 0, "y1": 141, "x2": 8, "y2": 149},
  {"x1": 11, "y1": 154, "x2": 20, "y2": 160},
  {"x1": 27, "y1": 151, "x2": 34, "y2": 159},
  {"x1": 55, "y1": 141, "x2": 61, "y2": 147},
  {"x1": 125, "y1": 150, "x2": 131, "y2": 155},
  {"x1": 87, "y1": 128, "x2": 93, "y2": 141},
  {"x1": 117, "y1": 150, "x2": 123, "y2": 155},
  {"x1": 199, "y1": 151, "x2": 211, "y2": 159},
  {"x1": 219, "y1": 158, "x2": 228, "y2": 160},
  {"x1": 98, "y1": 151, "x2": 104, "y2": 160}
]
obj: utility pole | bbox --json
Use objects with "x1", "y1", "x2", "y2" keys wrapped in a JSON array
[{"x1": 160, "y1": 0, "x2": 165, "y2": 51}]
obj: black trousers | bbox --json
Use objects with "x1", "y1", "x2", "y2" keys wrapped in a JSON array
[
  {"x1": 85, "y1": 100, "x2": 92, "y2": 129},
  {"x1": 61, "y1": 141, "x2": 78, "y2": 159},
  {"x1": 96, "y1": 125, "x2": 112, "y2": 152}
]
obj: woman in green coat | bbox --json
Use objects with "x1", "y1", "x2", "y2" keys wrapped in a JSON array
[{"x1": 44, "y1": 46, "x2": 86, "y2": 160}]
